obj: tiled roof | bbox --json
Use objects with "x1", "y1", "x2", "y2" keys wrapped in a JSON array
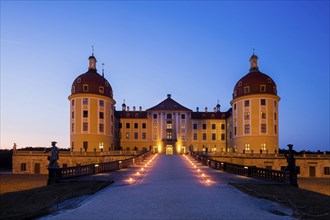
[
  {"x1": 147, "y1": 94, "x2": 192, "y2": 111},
  {"x1": 115, "y1": 111, "x2": 148, "y2": 118},
  {"x1": 191, "y1": 110, "x2": 231, "y2": 120}
]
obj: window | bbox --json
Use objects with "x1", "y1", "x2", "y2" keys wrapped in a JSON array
[
  {"x1": 153, "y1": 133, "x2": 157, "y2": 140},
  {"x1": 153, "y1": 123, "x2": 157, "y2": 129},
  {"x1": 63, "y1": 164, "x2": 68, "y2": 168},
  {"x1": 260, "y1": 85, "x2": 266, "y2": 92},
  {"x1": 119, "y1": 123, "x2": 122, "y2": 129},
  {"x1": 99, "y1": 112, "x2": 104, "y2": 119},
  {"x1": 234, "y1": 104, "x2": 236, "y2": 110},
  {"x1": 193, "y1": 123, "x2": 198, "y2": 129},
  {"x1": 126, "y1": 132, "x2": 130, "y2": 139},
  {"x1": 181, "y1": 114, "x2": 185, "y2": 119},
  {"x1": 126, "y1": 123, "x2": 130, "y2": 129},
  {"x1": 202, "y1": 133, "x2": 207, "y2": 140},
  {"x1": 83, "y1": 84, "x2": 89, "y2": 92},
  {"x1": 324, "y1": 167, "x2": 330, "y2": 175},
  {"x1": 221, "y1": 124, "x2": 225, "y2": 130},
  {"x1": 261, "y1": 124, "x2": 267, "y2": 133},
  {"x1": 267, "y1": 78, "x2": 272, "y2": 84},
  {"x1": 72, "y1": 100, "x2": 75, "y2": 106},
  {"x1": 99, "y1": 100, "x2": 104, "y2": 107},
  {"x1": 193, "y1": 133, "x2": 198, "y2": 140},
  {"x1": 212, "y1": 124, "x2": 216, "y2": 130},
  {"x1": 83, "y1": 98, "x2": 88, "y2": 105},
  {"x1": 153, "y1": 114, "x2": 157, "y2": 119},
  {"x1": 72, "y1": 86, "x2": 75, "y2": 93},
  {"x1": 83, "y1": 111, "x2": 88, "y2": 118},
  {"x1": 21, "y1": 163, "x2": 26, "y2": 171},
  {"x1": 274, "y1": 101, "x2": 277, "y2": 107},
  {"x1": 261, "y1": 112, "x2": 266, "y2": 119},
  {"x1": 244, "y1": 100, "x2": 250, "y2": 107},
  {"x1": 71, "y1": 111, "x2": 74, "y2": 119},
  {"x1": 166, "y1": 121, "x2": 172, "y2": 129},
  {"x1": 181, "y1": 133, "x2": 186, "y2": 140},
  {"x1": 166, "y1": 132, "x2": 172, "y2": 140},
  {"x1": 244, "y1": 124, "x2": 250, "y2": 134},
  {"x1": 77, "y1": 78, "x2": 81, "y2": 83},
  {"x1": 142, "y1": 132, "x2": 146, "y2": 140},
  {"x1": 273, "y1": 86, "x2": 277, "y2": 94},
  {"x1": 142, "y1": 123, "x2": 146, "y2": 129},
  {"x1": 244, "y1": 112, "x2": 250, "y2": 120},
  {"x1": 134, "y1": 123, "x2": 138, "y2": 129},
  {"x1": 221, "y1": 133, "x2": 225, "y2": 140},
  {"x1": 212, "y1": 134, "x2": 216, "y2": 140},
  {"x1": 83, "y1": 141, "x2": 88, "y2": 151},
  {"x1": 274, "y1": 125, "x2": 277, "y2": 134},
  {"x1": 274, "y1": 113, "x2": 277, "y2": 120},
  {"x1": 83, "y1": 123, "x2": 88, "y2": 131},
  {"x1": 181, "y1": 123, "x2": 185, "y2": 129},
  {"x1": 99, "y1": 124, "x2": 104, "y2": 132},
  {"x1": 261, "y1": 143, "x2": 266, "y2": 151},
  {"x1": 202, "y1": 124, "x2": 207, "y2": 129},
  {"x1": 167, "y1": 113, "x2": 172, "y2": 119},
  {"x1": 234, "y1": 90, "x2": 237, "y2": 97},
  {"x1": 244, "y1": 144, "x2": 250, "y2": 151},
  {"x1": 134, "y1": 132, "x2": 138, "y2": 139},
  {"x1": 71, "y1": 123, "x2": 74, "y2": 132},
  {"x1": 261, "y1": 99, "x2": 266, "y2": 105},
  {"x1": 234, "y1": 127, "x2": 237, "y2": 135},
  {"x1": 119, "y1": 132, "x2": 122, "y2": 139},
  {"x1": 244, "y1": 86, "x2": 250, "y2": 94},
  {"x1": 99, "y1": 86, "x2": 104, "y2": 94}
]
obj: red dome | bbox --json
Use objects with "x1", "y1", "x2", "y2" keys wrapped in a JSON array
[
  {"x1": 71, "y1": 69, "x2": 113, "y2": 98},
  {"x1": 233, "y1": 70, "x2": 277, "y2": 99}
]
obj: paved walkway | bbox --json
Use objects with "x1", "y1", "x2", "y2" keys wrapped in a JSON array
[{"x1": 43, "y1": 154, "x2": 293, "y2": 220}]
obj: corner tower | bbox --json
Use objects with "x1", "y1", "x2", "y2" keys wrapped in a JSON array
[
  {"x1": 230, "y1": 53, "x2": 280, "y2": 154},
  {"x1": 68, "y1": 54, "x2": 116, "y2": 153}
]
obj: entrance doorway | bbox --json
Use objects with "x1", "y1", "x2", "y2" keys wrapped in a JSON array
[
  {"x1": 34, "y1": 163, "x2": 40, "y2": 174},
  {"x1": 309, "y1": 166, "x2": 316, "y2": 177},
  {"x1": 165, "y1": 145, "x2": 173, "y2": 155}
]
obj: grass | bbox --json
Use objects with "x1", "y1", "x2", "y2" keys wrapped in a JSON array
[
  {"x1": 231, "y1": 183, "x2": 330, "y2": 220},
  {"x1": 0, "y1": 180, "x2": 112, "y2": 219}
]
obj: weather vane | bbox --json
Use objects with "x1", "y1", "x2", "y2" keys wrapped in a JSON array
[{"x1": 92, "y1": 46, "x2": 94, "y2": 56}]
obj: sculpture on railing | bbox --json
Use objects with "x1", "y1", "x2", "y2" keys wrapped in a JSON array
[
  {"x1": 284, "y1": 144, "x2": 298, "y2": 187},
  {"x1": 47, "y1": 141, "x2": 60, "y2": 168}
]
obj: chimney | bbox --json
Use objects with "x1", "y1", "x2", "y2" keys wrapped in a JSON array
[
  {"x1": 196, "y1": 107, "x2": 199, "y2": 112},
  {"x1": 133, "y1": 106, "x2": 136, "y2": 111},
  {"x1": 205, "y1": 107, "x2": 208, "y2": 112},
  {"x1": 127, "y1": 106, "x2": 130, "y2": 111},
  {"x1": 139, "y1": 106, "x2": 142, "y2": 111}
]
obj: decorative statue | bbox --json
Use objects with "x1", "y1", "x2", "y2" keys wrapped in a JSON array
[
  {"x1": 13, "y1": 143, "x2": 17, "y2": 151},
  {"x1": 47, "y1": 141, "x2": 60, "y2": 168},
  {"x1": 284, "y1": 144, "x2": 296, "y2": 172}
]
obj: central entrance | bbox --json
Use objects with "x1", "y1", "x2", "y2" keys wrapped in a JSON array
[{"x1": 165, "y1": 145, "x2": 173, "y2": 155}]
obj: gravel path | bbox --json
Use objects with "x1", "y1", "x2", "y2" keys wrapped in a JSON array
[{"x1": 43, "y1": 154, "x2": 293, "y2": 220}]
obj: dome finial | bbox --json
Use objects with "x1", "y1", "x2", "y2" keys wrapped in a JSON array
[
  {"x1": 92, "y1": 45, "x2": 94, "y2": 56},
  {"x1": 102, "y1": 63, "x2": 105, "y2": 77},
  {"x1": 249, "y1": 49, "x2": 259, "y2": 71},
  {"x1": 88, "y1": 47, "x2": 97, "y2": 70}
]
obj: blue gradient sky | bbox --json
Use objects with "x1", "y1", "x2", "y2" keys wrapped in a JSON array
[{"x1": 1, "y1": 1, "x2": 329, "y2": 151}]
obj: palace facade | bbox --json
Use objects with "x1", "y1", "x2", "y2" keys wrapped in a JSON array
[{"x1": 69, "y1": 53, "x2": 279, "y2": 155}]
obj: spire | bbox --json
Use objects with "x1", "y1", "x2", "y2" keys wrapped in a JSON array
[
  {"x1": 122, "y1": 99, "x2": 126, "y2": 111},
  {"x1": 102, "y1": 63, "x2": 105, "y2": 77},
  {"x1": 249, "y1": 49, "x2": 259, "y2": 71},
  {"x1": 88, "y1": 46, "x2": 97, "y2": 70}
]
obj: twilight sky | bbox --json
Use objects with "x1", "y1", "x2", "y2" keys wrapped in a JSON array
[{"x1": 1, "y1": 1, "x2": 329, "y2": 151}]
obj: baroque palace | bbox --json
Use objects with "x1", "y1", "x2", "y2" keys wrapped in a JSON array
[
  {"x1": 69, "y1": 53, "x2": 279, "y2": 155},
  {"x1": 12, "y1": 53, "x2": 329, "y2": 178}
]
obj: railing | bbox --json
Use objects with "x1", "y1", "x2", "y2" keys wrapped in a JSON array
[
  {"x1": 47, "y1": 150, "x2": 153, "y2": 185},
  {"x1": 191, "y1": 151, "x2": 286, "y2": 183}
]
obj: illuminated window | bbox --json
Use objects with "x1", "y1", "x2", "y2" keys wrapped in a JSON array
[
  {"x1": 261, "y1": 143, "x2": 266, "y2": 151},
  {"x1": 83, "y1": 98, "x2": 88, "y2": 105},
  {"x1": 83, "y1": 111, "x2": 88, "y2": 118},
  {"x1": 153, "y1": 133, "x2": 157, "y2": 140},
  {"x1": 83, "y1": 84, "x2": 89, "y2": 92},
  {"x1": 153, "y1": 123, "x2": 157, "y2": 129},
  {"x1": 244, "y1": 144, "x2": 250, "y2": 151},
  {"x1": 99, "y1": 124, "x2": 104, "y2": 132},
  {"x1": 181, "y1": 123, "x2": 185, "y2": 129},
  {"x1": 261, "y1": 124, "x2": 267, "y2": 133},
  {"x1": 244, "y1": 112, "x2": 250, "y2": 120},
  {"x1": 99, "y1": 100, "x2": 104, "y2": 106},
  {"x1": 166, "y1": 132, "x2": 172, "y2": 140},
  {"x1": 99, "y1": 86, "x2": 104, "y2": 94},
  {"x1": 181, "y1": 133, "x2": 186, "y2": 140},
  {"x1": 83, "y1": 123, "x2": 88, "y2": 131},
  {"x1": 261, "y1": 112, "x2": 266, "y2": 119},
  {"x1": 261, "y1": 99, "x2": 266, "y2": 105},
  {"x1": 193, "y1": 133, "x2": 198, "y2": 140},
  {"x1": 166, "y1": 121, "x2": 172, "y2": 129},
  {"x1": 244, "y1": 124, "x2": 250, "y2": 134},
  {"x1": 99, "y1": 112, "x2": 104, "y2": 119},
  {"x1": 244, "y1": 86, "x2": 250, "y2": 94},
  {"x1": 244, "y1": 100, "x2": 250, "y2": 107},
  {"x1": 126, "y1": 132, "x2": 130, "y2": 139},
  {"x1": 260, "y1": 85, "x2": 266, "y2": 92}
]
